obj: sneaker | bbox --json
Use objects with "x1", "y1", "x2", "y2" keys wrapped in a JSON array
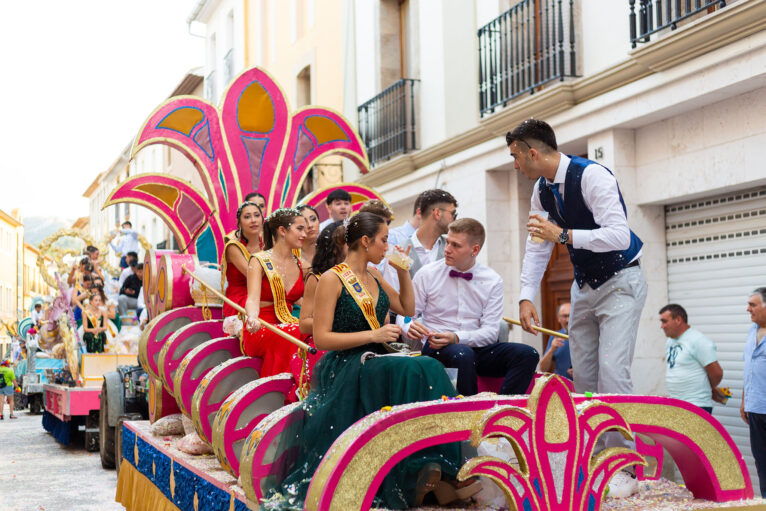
[{"x1": 606, "y1": 470, "x2": 638, "y2": 498}]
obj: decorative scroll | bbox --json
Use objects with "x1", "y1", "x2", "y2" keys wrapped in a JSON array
[
  {"x1": 303, "y1": 375, "x2": 753, "y2": 511},
  {"x1": 105, "y1": 67, "x2": 372, "y2": 263}
]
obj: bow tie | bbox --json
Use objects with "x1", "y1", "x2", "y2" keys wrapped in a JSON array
[{"x1": 449, "y1": 269, "x2": 473, "y2": 281}]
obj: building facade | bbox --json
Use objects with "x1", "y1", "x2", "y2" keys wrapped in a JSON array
[
  {"x1": 84, "y1": 71, "x2": 206, "y2": 265},
  {"x1": 189, "y1": 0, "x2": 351, "y2": 195},
  {"x1": 0, "y1": 209, "x2": 23, "y2": 356},
  {"x1": 349, "y1": 0, "x2": 766, "y2": 494},
  {"x1": 22, "y1": 243, "x2": 52, "y2": 310}
]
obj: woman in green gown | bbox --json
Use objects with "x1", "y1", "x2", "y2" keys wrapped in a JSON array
[
  {"x1": 82, "y1": 292, "x2": 107, "y2": 353},
  {"x1": 265, "y1": 212, "x2": 462, "y2": 509}
]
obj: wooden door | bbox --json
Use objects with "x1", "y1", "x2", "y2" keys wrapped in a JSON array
[{"x1": 540, "y1": 243, "x2": 573, "y2": 351}]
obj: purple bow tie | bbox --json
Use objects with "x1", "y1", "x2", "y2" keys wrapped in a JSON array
[{"x1": 449, "y1": 269, "x2": 473, "y2": 281}]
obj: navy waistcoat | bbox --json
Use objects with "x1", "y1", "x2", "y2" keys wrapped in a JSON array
[{"x1": 538, "y1": 155, "x2": 642, "y2": 289}]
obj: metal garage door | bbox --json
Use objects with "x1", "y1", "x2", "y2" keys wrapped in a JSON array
[{"x1": 666, "y1": 187, "x2": 766, "y2": 496}]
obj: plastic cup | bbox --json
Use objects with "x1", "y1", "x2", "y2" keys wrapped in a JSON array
[{"x1": 529, "y1": 210, "x2": 549, "y2": 243}]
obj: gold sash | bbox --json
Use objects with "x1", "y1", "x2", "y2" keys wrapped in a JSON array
[
  {"x1": 253, "y1": 251, "x2": 299, "y2": 324},
  {"x1": 221, "y1": 239, "x2": 251, "y2": 293},
  {"x1": 330, "y1": 263, "x2": 380, "y2": 330}
]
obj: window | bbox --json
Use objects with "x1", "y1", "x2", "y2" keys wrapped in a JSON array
[{"x1": 296, "y1": 65, "x2": 311, "y2": 107}]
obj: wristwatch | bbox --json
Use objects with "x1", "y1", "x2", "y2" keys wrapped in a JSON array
[{"x1": 558, "y1": 229, "x2": 570, "y2": 245}]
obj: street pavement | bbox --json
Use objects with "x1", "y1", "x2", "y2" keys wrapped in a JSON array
[{"x1": 0, "y1": 404, "x2": 125, "y2": 511}]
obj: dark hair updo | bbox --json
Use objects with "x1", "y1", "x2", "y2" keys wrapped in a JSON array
[
  {"x1": 344, "y1": 212, "x2": 386, "y2": 251},
  {"x1": 312, "y1": 220, "x2": 345, "y2": 275},
  {"x1": 262, "y1": 208, "x2": 302, "y2": 250}
]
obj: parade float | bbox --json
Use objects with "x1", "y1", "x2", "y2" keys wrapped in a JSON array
[
  {"x1": 101, "y1": 66, "x2": 763, "y2": 511},
  {"x1": 32, "y1": 229, "x2": 142, "y2": 450}
]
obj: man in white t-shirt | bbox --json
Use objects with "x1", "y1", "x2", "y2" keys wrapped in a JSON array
[{"x1": 660, "y1": 303, "x2": 724, "y2": 414}]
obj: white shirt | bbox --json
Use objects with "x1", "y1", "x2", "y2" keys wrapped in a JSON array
[
  {"x1": 31, "y1": 309, "x2": 44, "y2": 325},
  {"x1": 388, "y1": 219, "x2": 417, "y2": 249},
  {"x1": 118, "y1": 267, "x2": 134, "y2": 289},
  {"x1": 137, "y1": 288, "x2": 145, "y2": 310},
  {"x1": 404, "y1": 259, "x2": 504, "y2": 348},
  {"x1": 318, "y1": 217, "x2": 342, "y2": 233},
  {"x1": 519, "y1": 153, "x2": 642, "y2": 303},
  {"x1": 410, "y1": 231, "x2": 445, "y2": 268},
  {"x1": 377, "y1": 231, "x2": 446, "y2": 292},
  {"x1": 110, "y1": 228, "x2": 140, "y2": 256}
]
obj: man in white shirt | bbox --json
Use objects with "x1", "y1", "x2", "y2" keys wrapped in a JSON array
[
  {"x1": 30, "y1": 303, "x2": 44, "y2": 327},
  {"x1": 508, "y1": 118, "x2": 647, "y2": 497},
  {"x1": 405, "y1": 218, "x2": 539, "y2": 395},
  {"x1": 110, "y1": 221, "x2": 140, "y2": 269},
  {"x1": 318, "y1": 189, "x2": 352, "y2": 232},
  {"x1": 388, "y1": 194, "x2": 422, "y2": 249},
  {"x1": 118, "y1": 252, "x2": 138, "y2": 289}
]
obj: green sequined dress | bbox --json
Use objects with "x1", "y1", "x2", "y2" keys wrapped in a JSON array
[{"x1": 265, "y1": 277, "x2": 460, "y2": 509}]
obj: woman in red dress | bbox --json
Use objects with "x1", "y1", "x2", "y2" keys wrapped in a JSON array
[
  {"x1": 243, "y1": 209, "x2": 322, "y2": 393},
  {"x1": 221, "y1": 201, "x2": 264, "y2": 320}
]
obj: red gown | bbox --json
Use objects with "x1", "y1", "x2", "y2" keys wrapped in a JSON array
[
  {"x1": 241, "y1": 268, "x2": 323, "y2": 400},
  {"x1": 223, "y1": 254, "x2": 248, "y2": 318}
]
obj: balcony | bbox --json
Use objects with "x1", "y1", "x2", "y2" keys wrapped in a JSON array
[
  {"x1": 478, "y1": 0, "x2": 577, "y2": 117},
  {"x1": 223, "y1": 48, "x2": 234, "y2": 86},
  {"x1": 630, "y1": 0, "x2": 728, "y2": 47},
  {"x1": 357, "y1": 79, "x2": 418, "y2": 167},
  {"x1": 205, "y1": 70, "x2": 217, "y2": 102}
]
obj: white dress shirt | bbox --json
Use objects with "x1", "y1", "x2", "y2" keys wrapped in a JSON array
[
  {"x1": 388, "y1": 219, "x2": 417, "y2": 249},
  {"x1": 110, "y1": 228, "x2": 140, "y2": 256},
  {"x1": 377, "y1": 231, "x2": 446, "y2": 292},
  {"x1": 404, "y1": 259, "x2": 504, "y2": 348},
  {"x1": 519, "y1": 153, "x2": 642, "y2": 303}
]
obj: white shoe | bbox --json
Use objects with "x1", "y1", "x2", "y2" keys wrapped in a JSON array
[{"x1": 606, "y1": 470, "x2": 638, "y2": 498}]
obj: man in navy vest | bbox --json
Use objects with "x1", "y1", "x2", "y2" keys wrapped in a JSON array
[{"x1": 508, "y1": 119, "x2": 648, "y2": 498}]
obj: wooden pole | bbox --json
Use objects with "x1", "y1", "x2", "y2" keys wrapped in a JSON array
[
  {"x1": 503, "y1": 316, "x2": 569, "y2": 340},
  {"x1": 182, "y1": 266, "x2": 317, "y2": 354}
]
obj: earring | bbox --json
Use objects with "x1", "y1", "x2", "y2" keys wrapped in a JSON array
[{"x1": 365, "y1": 246, "x2": 368, "y2": 252}]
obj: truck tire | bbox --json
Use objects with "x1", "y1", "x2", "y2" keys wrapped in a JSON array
[
  {"x1": 115, "y1": 413, "x2": 142, "y2": 474},
  {"x1": 100, "y1": 380, "x2": 116, "y2": 468}
]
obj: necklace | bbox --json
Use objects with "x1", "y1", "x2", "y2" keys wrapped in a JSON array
[{"x1": 267, "y1": 249, "x2": 296, "y2": 281}]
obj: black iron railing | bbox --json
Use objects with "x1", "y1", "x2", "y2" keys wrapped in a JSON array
[
  {"x1": 478, "y1": 0, "x2": 577, "y2": 117},
  {"x1": 630, "y1": 0, "x2": 727, "y2": 47},
  {"x1": 357, "y1": 79, "x2": 418, "y2": 167}
]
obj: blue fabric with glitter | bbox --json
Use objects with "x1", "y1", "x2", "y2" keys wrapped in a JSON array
[
  {"x1": 538, "y1": 155, "x2": 642, "y2": 289},
  {"x1": 122, "y1": 423, "x2": 249, "y2": 511}
]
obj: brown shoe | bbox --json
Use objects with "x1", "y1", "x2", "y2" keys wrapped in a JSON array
[{"x1": 412, "y1": 463, "x2": 441, "y2": 507}]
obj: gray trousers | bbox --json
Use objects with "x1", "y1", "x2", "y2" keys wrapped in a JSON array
[
  {"x1": 569, "y1": 265, "x2": 648, "y2": 449},
  {"x1": 118, "y1": 295, "x2": 138, "y2": 316}
]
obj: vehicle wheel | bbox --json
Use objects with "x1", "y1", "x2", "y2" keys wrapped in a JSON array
[
  {"x1": 115, "y1": 413, "x2": 142, "y2": 474},
  {"x1": 100, "y1": 380, "x2": 116, "y2": 468}
]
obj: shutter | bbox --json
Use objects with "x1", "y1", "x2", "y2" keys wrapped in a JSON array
[{"x1": 665, "y1": 187, "x2": 766, "y2": 496}]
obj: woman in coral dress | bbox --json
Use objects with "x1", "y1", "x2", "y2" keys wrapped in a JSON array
[
  {"x1": 243, "y1": 209, "x2": 323, "y2": 398},
  {"x1": 221, "y1": 201, "x2": 264, "y2": 322}
]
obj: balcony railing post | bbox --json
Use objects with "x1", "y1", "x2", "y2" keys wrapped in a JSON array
[
  {"x1": 478, "y1": 0, "x2": 577, "y2": 117},
  {"x1": 632, "y1": 0, "x2": 726, "y2": 45},
  {"x1": 357, "y1": 79, "x2": 419, "y2": 167}
]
